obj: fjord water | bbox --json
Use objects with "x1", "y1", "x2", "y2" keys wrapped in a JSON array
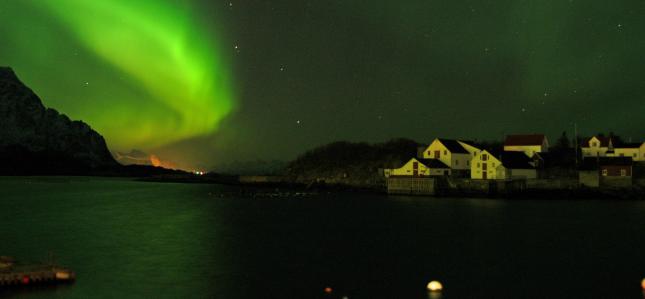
[{"x1": 2, "y1": 177, "x2": 645, "y2": 298}]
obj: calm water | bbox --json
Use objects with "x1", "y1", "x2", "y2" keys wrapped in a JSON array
[{"x1": 1, "y1": 177, "x2": 645, "y2": 298}]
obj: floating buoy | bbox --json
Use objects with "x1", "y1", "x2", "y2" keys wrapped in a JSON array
[
  {"x1": 324, "y1": 287, "x2": 333, "y2": 294},
  {"x1": 427, "y1": 280, "x2": 443, "y2": 292}
]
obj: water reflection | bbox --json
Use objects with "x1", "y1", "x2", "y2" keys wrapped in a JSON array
[{"x1": 427, "y1": 291, "x2": 443, "y2": 299}]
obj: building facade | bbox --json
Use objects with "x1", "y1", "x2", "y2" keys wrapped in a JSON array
[
  {"x1": 421, "y1": 138, "x2": 480, "y2": 176},
  {"x1": 581, "y1": 136, "x2": 614, "y2": 157},
  {"x1": 504, "y1": 134, "x2": 549, "y2": 156},
  {"x1": 384, "y1": 158, "x2": 451, "y2": 177}
]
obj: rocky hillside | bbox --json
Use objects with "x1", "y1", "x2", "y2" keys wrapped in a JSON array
[
  {"x1": 284, "y1": 138, "x2": 421, "y2": 189},
  {"x1": 0, "y1": 67, "x2": 119, "y2": 174}
]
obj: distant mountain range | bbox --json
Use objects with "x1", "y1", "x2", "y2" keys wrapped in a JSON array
[
  {"x1": 113, "y1": 149, "x2": 177, "y2": 170},
  {"x1": 0, "y1": 67, "x2": 181, "y2": 176}
]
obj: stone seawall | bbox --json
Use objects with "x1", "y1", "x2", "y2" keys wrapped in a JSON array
[
  {"x1": 384, "y1": 177, "x2": 642, "y2": 198},
  {"x1": 386, "y1": 177, "x2": 435, "y2": 195}
]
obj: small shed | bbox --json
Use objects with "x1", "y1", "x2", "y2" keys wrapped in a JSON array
[
  {"x1": 500, "y1": 151, "x2": 538, "y2": 179},
  {"x1": 579, "y1": 157, "x2": 633, "y2": 188}
]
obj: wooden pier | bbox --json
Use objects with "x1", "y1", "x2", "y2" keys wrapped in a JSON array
[{"x1": 0, "y1": 256, "x2": 75, "y2": 287}]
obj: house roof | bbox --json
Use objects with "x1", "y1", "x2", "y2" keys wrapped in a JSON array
[
  {"x1": 615, "y1": 142, "x2": 643, "y2": 149},
  {"x1": 500, "y1": 151, "x2": 534, "y2": 169},
  {"x1": 437, "y1": 138, "x2": 469, "y2": 154},
  {"x1": 580, "y1": 157, "x2": 633, "y2": 170},
  {"x1": 504, "y1": 134, "x2": 546, "y2": 146},
  {"x1": 584, "y1": 136, "x2": 612, "y2": 147},
  {"x1": 418, "y1": 158, "x2": 451, "y2": 169}
]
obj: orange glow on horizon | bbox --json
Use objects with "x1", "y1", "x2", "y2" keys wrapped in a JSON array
[{"x1": 150, "y1": 155, "x2": 161, "y2": 167}]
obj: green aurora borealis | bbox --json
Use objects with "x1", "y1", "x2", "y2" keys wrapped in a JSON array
[
  {"x1": 0, "y1": 0, "x2": 234, "y2": 150},
  {"x1": 2, "y1": 1, "x2": 645, "y2": 169}
]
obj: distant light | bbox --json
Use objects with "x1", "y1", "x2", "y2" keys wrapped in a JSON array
[
  {"x1": 641, "y1": 278, "x2": 645, "y2": 290},
  {"x1": 427, "y1": 281, "x2": 443, "y2": 292},
  {"x1": 324, "y1": 287, "x2": 333, "y2": 294}
]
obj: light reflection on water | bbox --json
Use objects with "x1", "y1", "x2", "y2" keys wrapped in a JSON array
[{"x1": 1, "y1": 177, "x2": 645, "y2": 298}]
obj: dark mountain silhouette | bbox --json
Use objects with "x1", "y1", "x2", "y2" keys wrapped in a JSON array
[
  {"x1": 284, "y1": 138, "x2": 421, "y2": 188},
  {"x1": 0, "y1": 66, "x2": 182, "y2": 176}
]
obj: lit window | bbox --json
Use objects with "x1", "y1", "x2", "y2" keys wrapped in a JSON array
[
  {"x1": 602, "y1": 169, "x2": 608, "y2": 176},
  {"x1": 621, "y1": 169, "x2": 627, "y2": 176}
]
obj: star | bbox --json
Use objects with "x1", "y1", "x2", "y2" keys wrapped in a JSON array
[
  {"x1": 617, "y1": 24, "x2": 623, "y2": 30},
  {"x1": 279, "y1": 66, "x2": 285, "y2": 71},
  {"x1": 296, "y1": 120, "x2": 301, "y2": 125},
  {"x1": 543, "y1": 91, "x2": 549, "y2": 97}
]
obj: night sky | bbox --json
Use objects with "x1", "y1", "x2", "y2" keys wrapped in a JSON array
[{"x1": 1, "y1": 0, "x2": 644, "y2": 170}]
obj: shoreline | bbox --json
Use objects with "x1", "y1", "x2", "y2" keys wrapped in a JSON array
[{"x1": 136, "y1": 174, "x2": 645, "y2": 200}]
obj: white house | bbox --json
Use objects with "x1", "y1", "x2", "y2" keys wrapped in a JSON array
[
  {"x1": 471, "y1": 150, "x2": 504, "y2": 180},
  {"x1": 504, "y1": 134, "x2": 549, "y2": 156},
  {"x1": 471, "y1": 150, "x2": 537, "y2": 180},
  {"x1": 420, "y1": 138, "x2": 481, "y2": 177},
  {"x1": 609, "y1": 142, "x2": 645, "y2": 161},
  {"x1": 501, "y1": 151, "x2": 539, "y2": 179},
  {"x1": 581, "y1": 136, "x2": 614, "y2": 157},
  {"x1": 384, "y1": 158, "x2": 451, "y2": 178}
]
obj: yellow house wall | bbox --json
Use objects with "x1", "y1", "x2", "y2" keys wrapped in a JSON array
[
  {"x1": 390, "y1": 158, "x2": 430, "y2": 177},
  {"x1": 582, "y1": 147, "x2": 609, "y2": 157},
  {"x1": 581, "y1": 137, "x2": 611, "y2": 157},
  {"x1": 471, "y1": 150, "x2": 505, "y2": 180},
  {"x1": 451, "y1": 153, "x2": 473, "y2": 170},
  {"x1": 458, "y1": 141, "x2": 481, "y2": 169},
  {"x1": 503, "y1": 145, "x2": 543, "y2": 156},
  {"x1": 422, "y1": 139, "x2": 452, "y2": 168},
  {"x1": 611, "y1": 148, "x2": 640, "y2": 160}
]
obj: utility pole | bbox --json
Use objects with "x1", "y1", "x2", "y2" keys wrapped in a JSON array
[{"x1": 574, "y1": 122, "x2": 578, "y2": 169}]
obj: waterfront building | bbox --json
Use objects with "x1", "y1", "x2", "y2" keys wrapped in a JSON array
[
  {"x1": 384, "y1": 158, "x2": 451, "y2": 178},
  {"x1": 471, "y1": 150, "x2": 537, "y2": 180},
  {"x1": 420, "y1": 138, "x2": 481, "y2": 177},
  {"x1": 504, "y1": 134, "x2": 549, "y2": 156},
  {"x1": 581, "y1": 136, "x2": 614, "y2": 157},
  {"x1": 579, "y1": 157, "x2": 633, "y2": 188},
  {"x1": 609, "y1": 142, "x2": 645, "y2": 161}
]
